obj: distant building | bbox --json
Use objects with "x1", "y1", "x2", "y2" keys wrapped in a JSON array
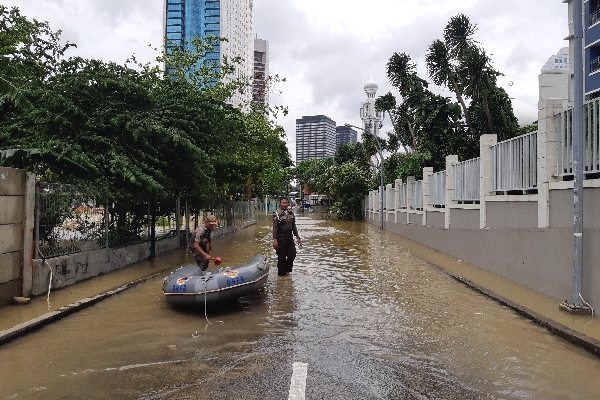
[
  {"x1": 253, "y1": 38, "x2": 269, "y2": 107},
  {"x1": 541, "y1": 47, "x2": 570, "y2": 73},
  {"x1": 539, "y1": 48, "x2": 570, "y2": 101},
  {"x1": 163, "y1": 0, "x2": 254, "y2": 107},
  {"x1": 335, "y1": 126, "x2": 358, "y2": 150},
  {"x1": 296, "y1": 115, "x2": 337, "y2": 164}
]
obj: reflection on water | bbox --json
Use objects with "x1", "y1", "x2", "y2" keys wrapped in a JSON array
[{"x1": 0, "y1": 215, "x2": 599, "y2": 399}]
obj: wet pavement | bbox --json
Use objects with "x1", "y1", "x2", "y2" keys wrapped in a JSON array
[{"x1": 1, "y1": 216, "x2": 600, "y2": 399}]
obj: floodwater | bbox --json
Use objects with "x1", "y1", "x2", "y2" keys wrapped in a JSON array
[{"x1": 1, "y1": 216, "x2": 600, "y2": 399}]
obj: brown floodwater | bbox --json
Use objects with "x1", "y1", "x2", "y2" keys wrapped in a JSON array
[{"x1": 0, "y1": 215, "x2": 599, "y2": 399}]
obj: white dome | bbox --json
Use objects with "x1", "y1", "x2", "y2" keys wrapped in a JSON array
[{"x1": 364, "y1": 78, "x2": 378, "y2": 92}]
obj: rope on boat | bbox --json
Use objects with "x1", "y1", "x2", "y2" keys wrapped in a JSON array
[{"x1": 203, "y1": 277, "x2": 223, "y2": 329}]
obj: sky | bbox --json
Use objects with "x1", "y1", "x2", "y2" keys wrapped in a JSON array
[{"x1": 5, "y1": 0, "x2": 568, "y2": 161}]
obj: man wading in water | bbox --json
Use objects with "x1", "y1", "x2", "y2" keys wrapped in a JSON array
[{"x1": 272, "y1": 197, "x2": 302, "y2": 276}]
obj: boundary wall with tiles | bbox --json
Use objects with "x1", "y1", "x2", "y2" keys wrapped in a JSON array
[{"x1": 365, "y1": 99, "x2": 600, "y2": 310}]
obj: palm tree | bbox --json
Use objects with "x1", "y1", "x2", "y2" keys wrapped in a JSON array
[
  {"x1": 441, "y1": 14, "x2": 498, "y2": 135},
  {"x1": 426, "y1": 39, "x2": 472, "y2": 131}
]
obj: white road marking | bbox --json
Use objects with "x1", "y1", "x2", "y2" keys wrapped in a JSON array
[{"x1": 288, "y1": 362, "x2": 308, "y2": 400}]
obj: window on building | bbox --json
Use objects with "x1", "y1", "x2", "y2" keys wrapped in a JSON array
[
  {"x1": 592, "y1": 0, "x2": 600, "y2": 25},
  {"x1": 590, "y1": 44, "x2": 600, "y2": 73}
]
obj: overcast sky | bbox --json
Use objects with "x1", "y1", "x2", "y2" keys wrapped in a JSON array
[{"x1": 6, "y1": 0, "x2": 568, "y2": 161}]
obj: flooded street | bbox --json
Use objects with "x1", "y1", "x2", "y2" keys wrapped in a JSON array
[{"x1": 1, "y1": 216, "x2": 600, "y2": 399}]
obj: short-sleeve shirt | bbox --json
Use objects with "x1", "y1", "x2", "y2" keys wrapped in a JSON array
[{"x1": 194, "y1": 226, "x2": 211, "y2": 253}]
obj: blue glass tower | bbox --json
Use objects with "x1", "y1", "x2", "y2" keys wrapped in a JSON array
[{"x1": 164, "y1": 0, "x2": 221, "y2": 70}]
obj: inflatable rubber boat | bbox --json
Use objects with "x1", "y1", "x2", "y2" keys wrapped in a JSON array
[{"x1": 162, "y1": 255, "x2": 269, "y2": 306}]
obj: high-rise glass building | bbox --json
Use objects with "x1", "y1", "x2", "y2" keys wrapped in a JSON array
[
  {"x1": 253, "y1": 38, "x2": 269, "y2": 107},
  {"x1": 335, "y1": 126, "x2": 358, "y2": 150},
  {"x1": 164, "y1": 0, "x2": 253, "y2": 106},
  {"x1": 296, "y1": 115, "x2": 337, "y2": 164}
]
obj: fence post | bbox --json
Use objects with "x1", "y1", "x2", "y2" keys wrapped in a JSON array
[
  {"x1": 537, "y1": 98, "x2": 564, "y2": 228},
  {"x1": 406, "y1": 176, "x2": 415, "y2": 224},
  {"x1": 34, "y1": 185, "x2": 40, "y2": 269},
  {"x1": 422, "y1": 167, "x2": 434, "y2": 226},
  {"x1": 21, "y1": 172, "x2": 35, "y2": 298},
  {"x1": 394, "y1": 179, "x2": 402, "y2": 223},
  {"x1": 385, "y1": 183, "x2": 393, "y2": 222},
  {"x1": 480, "y1": 134, "x2": 498, "y2": 229},
  {"x1": 149, "y1": 199, "x2": 156, "y2": 259},
  {"x1": 185, "y1": 199, "x2": 190, "y2": 248},
  {"x1": 104, "y1": 198, "x2": 109, "y2": 249},
  {"x1": 444, "y1": 155, "x2": 459, "y2": 229},
  {"x1": 175, "y1": 197, "x2": 181, "y2": 245}
]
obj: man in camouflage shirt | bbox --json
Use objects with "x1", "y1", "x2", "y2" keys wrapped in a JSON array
[
  {"x1": 191, "y1": 215, "x2": 217, "y2": 272},
  {"x1": 272, "y1": 197, "x2": 302, "y2": 276}
]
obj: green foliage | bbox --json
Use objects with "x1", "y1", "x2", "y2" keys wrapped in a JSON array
[
  {"x1": 293, "y1": 144, "x2": 373, "y2": 220},
  {"x1": 0, "y1": 7, "x2": 291, "y2": 222},
  {"x1": 377, "y1": 13, "x2": 520, "y2": 188},
  {"x1": 394, "y1": 152, "x2": 431, "y2": 181}
]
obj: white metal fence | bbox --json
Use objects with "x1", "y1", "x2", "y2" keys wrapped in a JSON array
[
  {"x1": 558, "y1": 98, "x2": 600, "y2": 176},
  {"x1": 408, "y1": 180, "x2": 423, "y2": 210},
  {"x1": 386, "y1": 185, "x2": 394, "y2": 210},
  {"x1": 454, "y1": 158, "x2": 480, "y2": 202},
  {"x1": 399, "y1": 183, "x2": 407, "y2": 208},
  {"x1": 491, "y1": 132, "x2": 537, "y2": 192},
  {"x1": 429, "y1": 171, "x2": 446, "y2": 207}
]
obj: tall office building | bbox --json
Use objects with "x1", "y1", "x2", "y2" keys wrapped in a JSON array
[
  {"x1": 164, "y1": 0, "x2": 254, "y2": 107},
  {"x1": 253, "y1": 38, "x2": 269, "y2": 107},
  {"x1": 296, "y1": 115, "x2": 337, "y2": 164},
  {"x1": 335, "y1": 126, "x2": 358, "y2": 150}
]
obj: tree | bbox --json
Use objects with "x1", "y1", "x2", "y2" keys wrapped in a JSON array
[{"x1": 0, "y1": 7, "x2": 292, "y2": 224}]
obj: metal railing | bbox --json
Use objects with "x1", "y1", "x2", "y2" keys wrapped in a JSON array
[
  {"x1": 491, "y1": 132, "x2": 538, "y2": 192},
  {"x1": 35, "y1": 182, "x2": 255, "y2": 259},
  {"x1": 398, "y1": 183, "x2": 407, "y2": 208},
  {"x1": 386, "y1": 185, "x2": 394, "y2": 211},
  {"x1": 429, "y1": 171, "x2": 446, "y2": 207},
  {"x1": 36, "y1": 183, "x2": 108, "y2": 258},
  {"x1": 454, "y1": 158, "x2": 480, "y2": 202},
  {"x1": 558, "y1": 98, "x2": 600, "y2": 176},
  {"x1": 408, "y1": 180, "x2": 423, "y2": 210}
]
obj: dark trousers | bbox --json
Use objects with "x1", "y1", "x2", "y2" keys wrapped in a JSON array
[
  {"x1": 194, "y1": 254, "x2": 209, "y2": 271},
  {"x1": 276, "y1": 236, "x2": 296, "y2": 276}
]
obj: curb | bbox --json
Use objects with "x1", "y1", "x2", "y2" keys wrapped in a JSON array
[
  {"x1": 0, "y1": 270, "x2": 167, "y2": 348},
  {"x1": 444, "y1": 272, "x2": 600, "y2": 359}
]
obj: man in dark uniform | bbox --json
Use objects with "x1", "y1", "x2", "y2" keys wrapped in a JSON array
[
  {"x1": 191, "y1": 214, "x2": 217, "y2": 272},
  {"x1": 272, "y1": 197, "x2": 302, "y2": 276}
]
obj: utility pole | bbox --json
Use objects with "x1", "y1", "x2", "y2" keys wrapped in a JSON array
[{"x1": 561, "y1": 0, "x2": 589, "y2": 313}]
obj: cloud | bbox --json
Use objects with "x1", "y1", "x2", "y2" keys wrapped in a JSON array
[{"x1": 5, "y1": 0, "x2": 569, "y2": 160}]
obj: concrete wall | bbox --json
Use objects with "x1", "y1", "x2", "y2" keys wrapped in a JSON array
[
  {"x1": 550, "y1": 187, "x2": 600, "y2": 228},
  {"x1": 449, "y1": 208, "x2": 479, "y2": 229},
  {"x1": 32, "y1": 237, "x2": 180, "y2": 296},
  {"x1": 426, "y1": 210, "x2": 445, "y2": 228},
  {"x1": 408, "y1": 212, "x2": 422, "y2": 225},
  {"x1": 0, "y1": 167, "x2": 33, "y2": 305},
  {"x1": 486, "y1": 201, "x2": 538, "y2": 229},
  {"x1": 31, "y1": 220, "x2": 257, "y2": 296},
  {"x1": 369, "y1": 215, "x2": 600, "y2": 310}
]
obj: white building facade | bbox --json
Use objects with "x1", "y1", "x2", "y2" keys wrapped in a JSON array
[
  {"x1": 221, "y1": 0, "x2": 254, "y2": 107},
  {"x1": 539, "y1": 47, "x2": 571, "y2": 102}
]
